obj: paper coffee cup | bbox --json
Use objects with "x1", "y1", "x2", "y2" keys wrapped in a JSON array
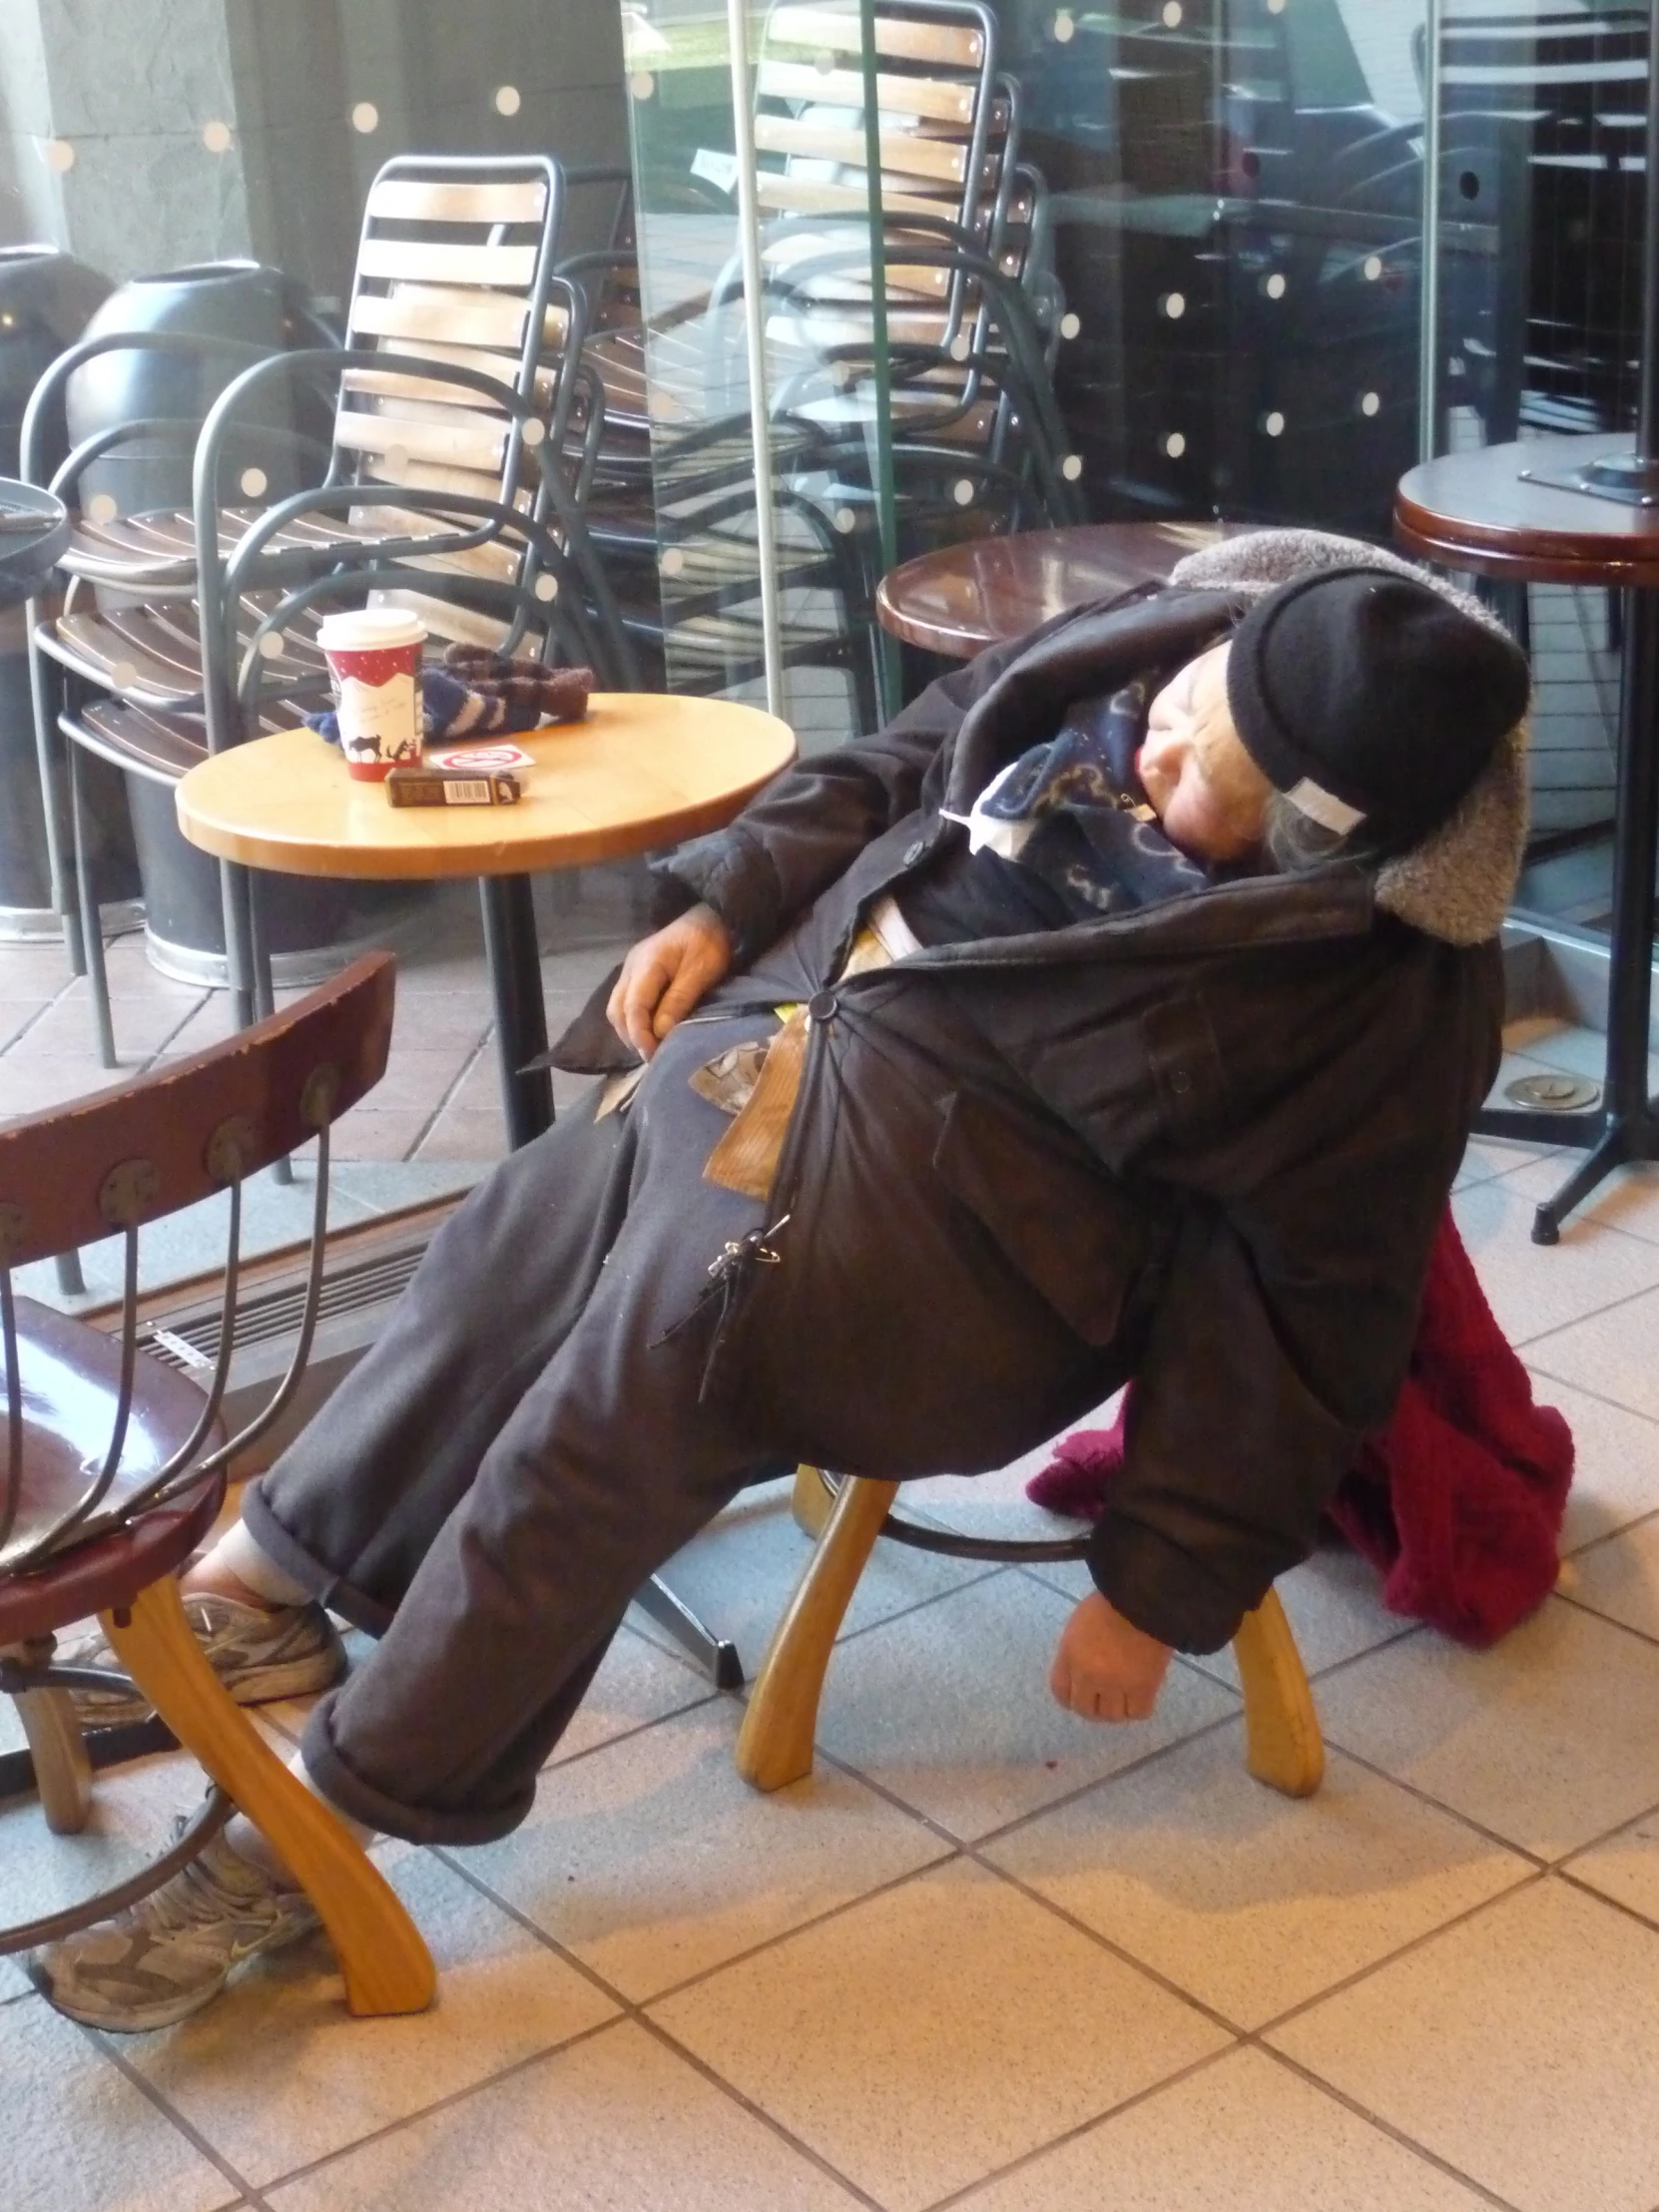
[{"x1": 317, "y1": 607, "x2": 427, "y2": 781}]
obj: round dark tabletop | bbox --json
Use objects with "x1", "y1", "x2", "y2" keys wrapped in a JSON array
[
  {"x1": 1395, "y1": 432, "x2": 1659, "y2": 588},
  {"x1": 874, "y1": 519, "x2": 1256, "y2": 658},
  {"x1": 0, "y1": 478, "x2": 69, "y2": 601}
]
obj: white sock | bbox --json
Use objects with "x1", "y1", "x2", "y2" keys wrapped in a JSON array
[
  {"x1": 206, "y1": 1520, "x2": 313, "y2": 1610},
  {"x1": 224, "y1": 1751, "x2": 378, "y2": 1887}
]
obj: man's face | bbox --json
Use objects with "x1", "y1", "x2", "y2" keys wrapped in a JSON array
[{"x1": 1137, "y1": 643, "x2": 1272, "y2": 862}]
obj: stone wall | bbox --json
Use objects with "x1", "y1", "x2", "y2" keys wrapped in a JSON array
[{"x1": 0, "y1": 0, "x2": 628, "y2": 295}]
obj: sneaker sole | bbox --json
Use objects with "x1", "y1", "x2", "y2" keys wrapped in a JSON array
[
  {"x1": 69, "y1": 1651, "x2": 345, "y2": 1730},
  {"x1": 27, "y1": 1910, "x2": 321, "y2": 2033}
]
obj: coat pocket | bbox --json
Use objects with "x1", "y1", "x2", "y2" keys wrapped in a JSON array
[{"x1": 930, "y1": 1088, "x2": 1153, "y2": 1347}]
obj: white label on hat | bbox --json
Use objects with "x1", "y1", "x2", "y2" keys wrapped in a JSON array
[{"x1": 1284, "y1": 778, "x2": 1366, "y2": 836}]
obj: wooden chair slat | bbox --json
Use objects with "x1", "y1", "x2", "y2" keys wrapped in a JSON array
[
  {"x1": 368, "y1": 585, "x2": 512, "y2": 650},
  {"x1": 365, "y1": 176, "x2": 549, "y2": 225},
  {"x1": 755, "y1": 174, "x2": 958, "y2": 222},
  {"x1": 0, "y1": 957, "x2": 394, "y2": 1267},
  {"x1": 757, "y1": 57, "x2": 976, "y2": 122},
  {"x1": 333, "y1": 407, "x2": 510, "y2": 474},
  {"x1": 755, "y1": 113, "x2": 970, "y2": 184},
  {"x1": 360, "y1": 449, "x2": 534, "y2": 507},
  {"x1": 769, "y1": 5, "x2": 986, "y2": 68},
  {"x1": 356, "y1": 238, "x2": 541, "y2": 290},
  {"x1": 346, "y1": 504, "x2": 522, "y2": 581},
  {"x1": 350, "y1": 285, "x2": 535, "y2": 350}
]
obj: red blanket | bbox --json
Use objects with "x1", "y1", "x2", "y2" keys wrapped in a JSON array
[{"x1": 1026, "y1": 1210, "x2": 1574, "y2": 1645}]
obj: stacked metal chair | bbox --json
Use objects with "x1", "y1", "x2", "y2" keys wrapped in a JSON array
[{"x1": 22, "y1": 155, "x2": 631, "y2": 1065}]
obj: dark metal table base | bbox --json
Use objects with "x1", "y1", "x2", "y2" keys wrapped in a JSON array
[
  {"x1": 1473, "y1": 589, "x2": 1659, "y2": 1245},
  {"x1": 478, "y1": 870, "x2": 742, "y2": 1684}
]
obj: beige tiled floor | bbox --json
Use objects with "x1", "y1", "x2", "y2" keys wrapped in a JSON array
[{"x1": 7, "y1": 974, "x2": 1659, "y2": 2207}]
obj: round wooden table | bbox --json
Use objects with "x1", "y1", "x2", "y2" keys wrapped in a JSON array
[
  {"x1": 874, "y1": 520, "x2": 1256, "y2": 659},
  {"x1": 1396, "y1": 430, "x2": 1659, "y2": 1242},
  {"x1": 176, "y1": 692, "x2": 796, "y2": 1149}
]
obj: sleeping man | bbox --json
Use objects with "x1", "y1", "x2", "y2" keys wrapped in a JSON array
[{"x1": 37, "y1": 528, "x2": 1530, "y2": 2030}]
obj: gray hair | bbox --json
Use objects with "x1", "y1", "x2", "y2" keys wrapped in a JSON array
[{"x1": 1261, "y1": 789, "x2": 1387, "y2": 875}]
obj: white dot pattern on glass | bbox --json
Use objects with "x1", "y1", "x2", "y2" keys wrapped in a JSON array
[
  {"x1": 1360, "y1": 390, "x2": 1381, "y2": 416},
  {"x1": 43, "y1": 139, "x2": 74, "y2": 174},
  {"x1": 949, "y1": 331, "x2": 971, "y2": 362},
  {"x1": 1060, "y1": 310, "x2": 1080, "y2": 339},
  {"x1": 110, "y1": 661, "x2": 138, "y2": 692},
  {"x1": 259, "y1": 631, "x2": 286, "y2": 661},
  {"x1": 630, "y1": 72, "x2": 655, "y2": 100},
  {"x1": 1363, "y1": 255, "x2": 1382, "y2": 281},
  {"x1": 351, "y1": 102, "x2": 378, "y2": 134},
  {"x1": 1263, "y1": 411, "x2": 1285, "y2": 437},
  {"x1": 661, "y1": 547, "x2": 685, "y2": 577},
  {"x1": 952, "y1": 478, "x2": 974, "y2": 506},
  {"x1": 1162, "y1": 1, "x2": 1183, "y2": 23},
  {"x1": 494, "y1": 85, "x2": 521, "y2": 117},
  {"x1": 87, "y1": 492, "x2": 118, "y2": 526},
  {"x1": 833, "y1": 507, "x2": 856, "y2": 533},
  {"x1": 1265, "y1": 273, "x2": 1287, "y2": 299},
  {"x1": 535, "y1": 573, "x2": 558, "y2": 601},
  {"x1": 1052, "y1": 11, "x2": 1075, "y2": 43},
  {"x1": 1062, "y1": 452, "x2": 1083, "y2": 480},
  {"x1": 240, "y1": 466, "x2": 268, "y2": 499},
  {"x1": 1163, "y1": 291, "x2": 1186, "y2": 318},
  {"x1": 1267, "y1": 0, "x2": 1286, "y2": 12},
  {"x1": 203, "y1": 121, "x2": 233, "y2": 155},
  {"x1": 815, "y1": 47, "x2": 834, "y2": 73},
  {"x1": 520, "y1": 417, "x2": 545, "y2": 447},
  {"x1": 1163, "y1": 431, "x2": 1186, "y2": 458}
]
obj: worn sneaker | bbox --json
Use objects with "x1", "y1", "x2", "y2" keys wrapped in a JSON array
[
  {"x1": 30, "y1": 1821, "x2": 320, "y2": 2031},
  {"x1": 57, "y1": 1595, "x2": 345, "y2": 1728}
]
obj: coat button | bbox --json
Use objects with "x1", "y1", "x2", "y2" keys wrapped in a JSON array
[
  {"x1": 1171, "y1": 1071, "x2": 1193, "y2": 1096},
  {"x1": 903, "y1": 838, "x2": 927, "y2": 865},
  {"x1": 809, "y1": 989, "x2": 838, "y2": 1022}
]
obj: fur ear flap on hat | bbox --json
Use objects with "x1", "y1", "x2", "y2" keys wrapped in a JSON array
[{"x1": 1170, "y1": 528, "x2": 1531, "y2": 947}]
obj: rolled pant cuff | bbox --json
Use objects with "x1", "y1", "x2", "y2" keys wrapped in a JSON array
[
  {"x1": 299, "y1": 1691, "x2": 534, "y2": 1847},
  {"x1": 239, "y1": 1478, "x2": 395, "y2": 1639}
]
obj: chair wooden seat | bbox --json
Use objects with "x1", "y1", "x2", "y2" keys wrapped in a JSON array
[
  {"x1": 0, "y1": 1465, "x2": 222, "y2": 1649},
  {"x1": 0, "y1": 1294, "x2": 225, "y2": 1583}
]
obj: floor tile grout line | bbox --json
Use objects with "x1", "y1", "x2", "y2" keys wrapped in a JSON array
[
  {"x1": 1527, "y1": 1365, "x2": 1659, "y2": 1435},
  {"x1": 249, "y1": 2013, "x2": 621, "y2": 2201},
  {"x1": 1551, "y1": 1582, "x2": 1659, "y2": 1649},
  {"x1": 1552, "y1": 1785, "x2": 1659, "y2": 1878},
  {"x1": 1241, "y1": 1867, "x2": 1550, "y2": 2044},
  {"x1": 1258, "y1": 2043, "x2": 1530, "y2": 2212},
  {"x1": 1511, "y1": 1266, "x2": 1659, "y2": 1355},
  {"x1": 1311, "y1": 1736, "x2": 1556, "y2": 1871},
  {"x1": 420, "y1": 1844, "x2": 889, "y2": 2210},
  {"x1": 1553, "y1": 1861, "x2": 1659, "y2": 1938},
  {"x1": 83, "y1": 2008, "x2": 275, "y2": 2212},
  {"x1": 402, "y1": 1028, "x2": 494, "y2": 1163},
  {"x1": 631, "y1": 2009, "x2": 889, "y2": 2212},
  {"x1": 919, "y1": 2044, "x2": 1241, "y2": 2212}
]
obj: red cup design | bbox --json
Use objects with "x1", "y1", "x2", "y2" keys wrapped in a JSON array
[{"x1": 317, "y1": 608, "x2": 427, "y2": 781}]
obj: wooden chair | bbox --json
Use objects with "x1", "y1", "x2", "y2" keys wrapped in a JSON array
[
  {"x1": 735, "y1": 1465, "x2": 1325, "y2": 1801},
  {"x1": 0, "y1": 950, "x2": 435, "y2": 2018}
]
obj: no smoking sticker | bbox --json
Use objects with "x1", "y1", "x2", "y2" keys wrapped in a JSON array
[{"x1": 427, "y1": 743, "x2": 533, "y2": 773}]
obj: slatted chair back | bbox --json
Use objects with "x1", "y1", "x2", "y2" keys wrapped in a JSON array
[
  {"x1": 0, "y1": 952, "x2": 394, "y2": 1577},
  {"x1": 334, "y1": 153, "x2": 580, "y2": 650}
]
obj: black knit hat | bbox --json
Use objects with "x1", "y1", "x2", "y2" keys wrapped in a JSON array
[{"x1": 1225, "y1": 567, "x2": 1530, "y2": 849}]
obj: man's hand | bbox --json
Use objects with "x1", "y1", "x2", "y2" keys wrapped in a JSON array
[
  {"x1": 1050, "y1": 1590, "x2": 1173, "y2": 1723},
  {"x1": 607, "y1": 903, "x2": 734, "y2": 1060}
]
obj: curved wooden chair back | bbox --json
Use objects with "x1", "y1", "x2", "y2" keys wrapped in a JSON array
[{"x1": 0, "y1": 952, "x2": 394, "y2": 1576}]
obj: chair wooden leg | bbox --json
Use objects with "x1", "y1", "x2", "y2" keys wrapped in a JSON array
[
  {"x1": 791, "y1": 1461, "x2": 833, "y2": 1539},
  {"x1": 736, "y1": 1473, "x2": 898, "y2": 1793},
  {"x1": 103, "y1": 1578, "x2": 436, "y2": 2018},
  {"x1": 1231, "y1": 1588, "x2": 1324, "y2": 1799},
  {"x1": 10, "y1": 1655, "x2": 93, "y2": 1836}
]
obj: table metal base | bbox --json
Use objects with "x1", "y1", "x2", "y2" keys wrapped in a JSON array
[{"x1": 1472, "y1": 588, "x2": 1659, "y2": 1244}]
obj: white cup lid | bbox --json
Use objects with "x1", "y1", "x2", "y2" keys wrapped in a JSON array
[{"x1": 317, "y1": 607, "x2": 428, "y2": 653}]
